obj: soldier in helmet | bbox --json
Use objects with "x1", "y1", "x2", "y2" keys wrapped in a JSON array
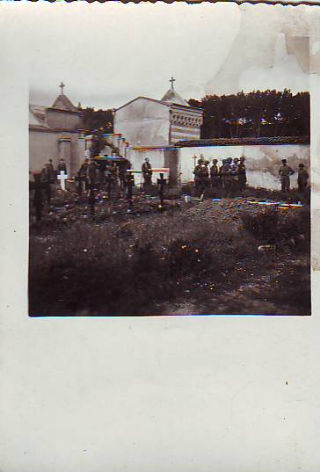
[
  {"x1": 210, "y1": 158, "x2": 220, "y2": 197},
  {"x1": 279, "y1": 158, "x2": 294, "y2": 193},
  {"x1": 193, "y1": 157, "x2": 209, "y2": 198}
]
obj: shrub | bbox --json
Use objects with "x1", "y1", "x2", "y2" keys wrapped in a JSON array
[
  {"x1": 29, "y1": 212, "x2": 258, "y2": 316},
  {"x1": 241, "y1": 206, "x2": 310, "y2": 250},
  {"x1": 241, "y1": 208, "x2": 279, "y2": 243}
]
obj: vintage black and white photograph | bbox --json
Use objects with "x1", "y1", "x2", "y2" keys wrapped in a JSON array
[{"x1": 28, "y1": 2, "x2": 316, "y2": 316}]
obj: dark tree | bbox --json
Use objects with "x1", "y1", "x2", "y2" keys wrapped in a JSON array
[
  {"x1": 188, "y1": 90, "x2": 310, "y2": 139},
  {"x1": 81, "y1": 107, "x2": 114, "y2": 134}
]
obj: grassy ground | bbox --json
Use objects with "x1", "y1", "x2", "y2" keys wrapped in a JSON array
[{"x1": 29, "y1": 185, "x2": 311, "y2": 316}]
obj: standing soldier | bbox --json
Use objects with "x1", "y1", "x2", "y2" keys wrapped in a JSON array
[
  {"x1": 193, "y1": 157, "x2": 209, "y2": 198},
  {"x1": 219, "y1": 159, "x2": 226, "y2": 195},
  {"x1": 142, "y1": 157, "x2": 153, "y2": 192},
  {"x1": 210, "y1": 158, "x2": 220, "y2": 197},
  {"x1": 297, "y1": 163, "x2": 309, "y2": 195},
  {"x1": 105, "y1": 164, "x2": 113, "y2": 198},
  {"x1": 223, "y1": 158, "x2": 233, "y2": 198},
  {"x1": 279, "y1": 158, "x2": 294, "y2": 193},
  {"x1": 47, "y1": 159, "x2": 55, "y2": 183},
  {"x1": 86, "y1": 158, "x2": 98, "y2": 186},
  {"x1": 111, "y1": 161, "x2": 120, "y2": 197},
  {"x1": 230, "y1": 158, "x2": 239, "y2": 196},
  {"x1": 79, "y1": 158, "x2": 89, "y2": 190},
  {"x1": 98, "y1": 162, "x2": 106, "y2": 186},
  {"x1": 238, "y1": 156, "x2": 247, "y2": 194},
  {"x1": 41, "y1": 164, "x2": 52, "y2": 204},
  {"x1": 57, "y1": 158, "x2": 67, "y2": 174}
]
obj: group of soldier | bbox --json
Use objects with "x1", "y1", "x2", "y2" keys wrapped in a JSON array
[
  {"x1": 193, "y1": 156, "x2": 247, "y2": 198},
  {"x1": 77, "y1": 158, "x2": 132, "y2": 197},
  {"x1": 41, "y1": 158, "x2": 68, "y2": 183},
  {"x1": 39, "y1": 155, "x2": 153, "y2": 198},
  {"x1": 193, "y1": 155, "x2": 309, "y2": 198},
  {"x1": 38, "y1": 154, "x2": 309, "y2": 203}
]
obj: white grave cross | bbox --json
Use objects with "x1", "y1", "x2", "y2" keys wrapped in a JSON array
[{"x1": 57, "y1": 170, "x2": 68, "y2": 190}]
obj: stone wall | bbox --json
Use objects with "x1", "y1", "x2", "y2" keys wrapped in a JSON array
[
  {"x1": 46, "y1": 109, "x2": 82, "y2": 131},
  {"x1": 179, "y1": 144, "x2": 310, "y2": 190},
  {"x1": 115, "y1": 98, "x2": 170, "y2": 146},
  {"x1": 29, "y1": 129, "x2": 85, "y2": 176}
]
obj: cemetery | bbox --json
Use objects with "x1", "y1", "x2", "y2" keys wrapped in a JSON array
[
  {"x1": 29, "y1": 82, "x2": 311, "y2": 317},
  {"x1": 29, "y1": 160, "x2": 310, "y2": 316}
]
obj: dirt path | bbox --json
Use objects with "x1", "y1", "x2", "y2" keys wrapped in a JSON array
[{"x1": 161, "y1": 254, "x2": 310, "y2": 316}]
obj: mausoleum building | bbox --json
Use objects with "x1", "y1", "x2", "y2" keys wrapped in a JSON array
[
  {"x1": 29, "y1": 83, "x2": 85, "y2": 176},
  {"x1": 114, "y1": 79, "x2": 203, "y2": 146}
]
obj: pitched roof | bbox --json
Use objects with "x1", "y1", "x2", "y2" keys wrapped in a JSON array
[
  {"x1": 29, "y1": 105, "x2": 48, "y2": 128},
  {"x1": 115, "y1": 96, "x2": 169, "y2": 112},
  {"x1": 52, "y1": 94, "x2": 78, "y2": 112},
  {"x1": 116, "y1": 95, "x2": 201, "y2": 113},
  {"x1": 161, "y1": 88, "x2": 190, "y2": 107}
]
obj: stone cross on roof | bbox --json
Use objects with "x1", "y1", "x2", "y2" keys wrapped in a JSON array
[
  {"x1": 169, "y1": 76, "x2": 176, "y2": 90},
  {"x1": 59, "y1": 82, "x2": 65, "y2": 95}
]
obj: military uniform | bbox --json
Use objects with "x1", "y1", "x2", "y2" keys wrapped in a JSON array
[
  {"x1": 194, "y1": 160, "x2": 209, "y2": 197},
  {"x1": 222, "y1": 159, "x2": 233, "y2": 197},
  {"x1": 298, "y1": 166, "x2": 309, "y2": 194},
  {"x1": 210, "y1": 160, "x2": 220, "y2": 196},
  {"x1": 279, "y1": 162, "x2": 294, "y2": 192},
  {"x1": 230, "y1": 158, "x2": 239, "y2": 196},
  {"x1": 57, "y1": 159, "x2": 67, "y2": 174},
  {"x1": 142, "y1": 160, "x2": 153, "y2": 191},
  {"x1": 87, "y1": 160, "x2": 98, "y2": 186},
  {"x1": 238, "y1": 158, "x2": 247, "y2": 193}
]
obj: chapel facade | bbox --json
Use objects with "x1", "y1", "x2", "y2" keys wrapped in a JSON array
[
  {"x1": 29, "y1": 83, "x2": 85, "y2": 176},
  {"x1": 114, "y1": 79, "x2": 203, "y2": 147}
]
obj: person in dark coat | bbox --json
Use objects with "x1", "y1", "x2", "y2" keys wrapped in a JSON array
[
  {"x1": 47, "y1": 159, "x2": 55, "y2": 183},
  {"x1": 86, "y1": 159, "x2": 98, "y2": 186},
  {"x1": 142, "y1": 157, "x2": 153, "y2": 192},
  {"x1": 297, "y1": 163, "x2": 309, "y2": 194},
  {"x1": 57, "y1": 158, "x2": 67, "y2": 174},
  {"x1": 238, "y1": 156, "x2": 247, "y2": 194}
]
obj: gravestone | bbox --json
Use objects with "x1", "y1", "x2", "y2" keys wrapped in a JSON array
[{"x1": 57, "y1": 170, "x2": 68, "y2": 191}]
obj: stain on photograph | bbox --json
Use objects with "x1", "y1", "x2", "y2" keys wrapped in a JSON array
[{"x1": 28, "y1": 2, "x2": 318, "y2": 316}]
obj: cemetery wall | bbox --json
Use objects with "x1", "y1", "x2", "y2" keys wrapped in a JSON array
[
  {"x1": 125, "y1": 143, "x2": 309, "y2": 190},
  {"x1": 29, "y1": 129, "x2": 85, "y2": 176},
  {"x1": 127, "y1": 147, "x2": 166, "y2": 187},
  {"x1": 115, "y1": 98, "x2": 170, "y2": 146},
  {"x1": 179, "y1": 144, "x2": 310, "y2": 190}
]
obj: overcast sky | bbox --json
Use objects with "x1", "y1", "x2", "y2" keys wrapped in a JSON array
[{"x1": 9, "y1": 2, "x2": 317, "y2": 109}]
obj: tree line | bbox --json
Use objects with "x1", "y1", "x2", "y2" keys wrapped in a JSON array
[{"x1": 80, "y1": 89, "x2": 310, "y2": 139}]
